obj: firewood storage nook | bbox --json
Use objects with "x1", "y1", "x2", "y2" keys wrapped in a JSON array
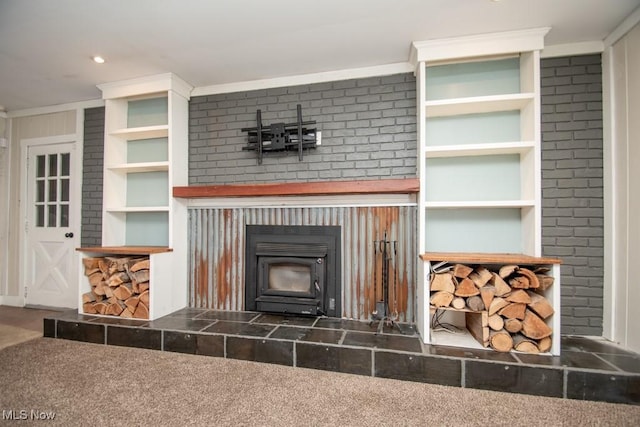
[{"x1": 422, "y1": 253, "x2": 561, "y2": 355}]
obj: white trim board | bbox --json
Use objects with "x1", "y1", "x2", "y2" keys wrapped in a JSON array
[
  {"x1": 192, "y1": 62, "x2": 413, "y2": 97},
  {"x1": 185, "y1": 193, "x2": 417, "y2": 209},
  {"x1": 8, "y1": 99, "x2": 104, "y2": 119}
]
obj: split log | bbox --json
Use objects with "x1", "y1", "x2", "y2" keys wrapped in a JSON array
[
  {"x1": 488, "y1": 297, "x2": 509, "y2": 316},
  {"x1": 430, "y1": 272, "x2": 455, "y2": 293},
  {"x1": 490, "y1": 273, "x2": 512, "y2": 297},
  {"x1": 527, "y1": 291, "x2": 554, "y2": 319},
  {"x1": 82, "y1": 257, "x2": 101, "y2": 271},
  {"x1": 138, "y1": 282, "x2": 150, "y2": 293},
  {"x1": 489, "y1": 330, "x2": 513, "y2": 352},
  {"x1": 130, "y1": 259, "x2": 150, "y2": 272},
  {"x1": 466, "y1": 311, "x2": 489, "y2": 347},
  {"x1": 103, "y1": 285, "x2": 114, "y2": 298},
  {"x1": 83, "y1": 302, "x2": 98, "y2": 314},
  {"x1": 82, "y1": 292, "x2": 97, "y2": 304},
  {"x1": 88, "y1": 271, "x2": 104, "y2": 287},
  {"x1": 94, "y1": 302, "x2": 108, "y2": 315},
  {"x1": 466, "y1": 295, "x2": 485, "y2": 312},
  {"x1": 498, "y1": 302, "x2": 526, "y2": 320},
  {"x1": 113, "y1": 283, "x2": 133, "y2": 301},
  {"x1": 131, "y1": 269, "x2": 150, "y2": 284},
  {"x1": 469, "y1": 266, "x2": 492, "y2": 288},
  {"x1": 452, "y1": 264, "x2": 473, "y2": 279},
  {"x1": 499, "y1": 265, "x2": 518, "y2": 279},
  {"x1": 536, "y1": 274, "x2": 555, "y2": 291},
  {"x1": 133, "y1": 301, "x2": 149, "y2": 319},
  {"x1": 509, "y1": 276, "x2": 529, "y2": 289},
  {"x1": 106, "y1": 302, "x2": 124, "y2": 316},
  {"x1": 506, "y1": 289, "x2": 531, "y2": 304},
  {"x1": 455, "y1": 278, "x2": 479, "y2": 297},
  {"x1": 451, "y1": 297, "x2": 466, "y2": 310},
  {"x1": 106, "y1": 271, "x2": 130, "y2": 287},
  {"x1": 513, "y1": 334, "x2": 540, "y2": 353},
  {"x1": 480, "y1": 284, "x2": 496, "y2": 310},
  {"x1": 488, "y1": 314, "x2": 504, "y2": 331},
  {"x1": 120, "y1": 308, "x2": 134, "y2": 318},
  {"x1": 504, "y1": 318, "x2": 523, "y2": 334},
  {"x1": 125, "y1": 296, "x2": 140, "y2": 313},
  {"x1": 430, "y1": 291, "x2": 454, "y2": 308},
  {"x1": 139, "y1": 290, "x2": 150, "y2": 306},
  {"x1": 537, "y1": 336, "x2": 552, "y2": 353},
  {"x1": 521, "y1": 309, "x2": 552, "y2": 340},
  {"x1": 93, "y1": 283, "x2": 107, "y2": 296},
  {"x1": 517, "y1": 268, "x2": 540, "y2": 289}
]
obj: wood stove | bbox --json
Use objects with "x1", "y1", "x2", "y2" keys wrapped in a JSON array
[{"x1": 245, "y1": 225, "x2": 341, "y2": 317}]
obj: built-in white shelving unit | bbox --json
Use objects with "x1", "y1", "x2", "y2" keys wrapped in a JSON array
[
  {"x1": 77, "y1": 73, "x2": 192, "y2": 320},
  {"x1": 411, "y1": 28, "x2": 557, "y2": 351}
]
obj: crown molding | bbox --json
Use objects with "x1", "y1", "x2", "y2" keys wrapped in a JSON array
[
  {"x1": 410, "y1": 27, "x2": 551, "y2": 65},
  {"x1": 98, "y1": 73, "x2": 194, "y2": 100}
]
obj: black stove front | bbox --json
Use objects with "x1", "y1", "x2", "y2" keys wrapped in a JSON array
[{"x1": 245, "y1": 225, "x2": 341, "y2": 317}]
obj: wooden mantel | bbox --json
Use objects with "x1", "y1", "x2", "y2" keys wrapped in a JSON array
[{"x1": 173, "y1": 178, "x2": 419, "y2": 198}]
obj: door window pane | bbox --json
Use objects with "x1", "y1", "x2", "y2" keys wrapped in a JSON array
[
  {"x1": 36, "y1": 180, "x2": 45, "y2": 203},
  {"x1": 37, "y1": 156, "x2": 46, "y2": 178},
  {"x1": 60, "y1": 205, "x2": 69, "y2": 227},
  {"x1": 61, "y1": 153, "x2": 70, "y2": 176},
  {"x1": 61, "y1": 179, "x2": 69, "y2": 202},
  {"x1": 36, "y1": 206, "x2": 45, "y2": 227},
  {"x1": 48, "y1": 179, "x2": 57, "y2": 202},
  {"x1": 48, "y1": 205, "x2": 57, "y2": 227},
  {"x1": 48, "y1": 154, "x2": 57, "y2": 177}
]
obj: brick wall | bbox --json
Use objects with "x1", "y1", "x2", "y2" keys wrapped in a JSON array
[
  {"x1": 540, "y1": 54, "x2": 603, "y2": 335},
  {"x1": 188, "y1": 74, "x2": 417, "y2": 184},
  {"x1": 80, "y1": 106, "x2": 104, "y2": 247}
]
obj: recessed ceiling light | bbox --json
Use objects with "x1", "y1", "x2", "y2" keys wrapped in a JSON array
[{"x1": 92, "y1": 56, "x2": 105, "y2": 64}]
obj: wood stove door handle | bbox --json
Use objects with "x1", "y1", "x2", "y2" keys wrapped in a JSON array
[{"x1": 314, "y1": 280, "x2": 320, "y2": 293}]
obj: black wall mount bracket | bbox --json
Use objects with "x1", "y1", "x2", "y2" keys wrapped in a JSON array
[{"x1": 242, "y1": 104, "x2": 318, "y2": 164}]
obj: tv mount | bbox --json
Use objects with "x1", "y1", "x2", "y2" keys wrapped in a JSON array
[{"x1": 241, "y1": 104, "x2": 318, "y2": 164}]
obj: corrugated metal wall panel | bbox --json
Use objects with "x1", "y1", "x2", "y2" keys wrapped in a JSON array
[{"x1": 188, "y1": 206, "x2": 416, "y2": 322}]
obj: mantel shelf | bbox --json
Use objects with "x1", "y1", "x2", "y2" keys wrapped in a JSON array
[
  {"x1": 173, "y1": 178, "x2": 420, "y2": 198},
  {"x1": 77, "y1": 246, "x2": 173, "y2": 255},
  {"x1": 420, "y1": 252, "x2": 561, "y2": 265}
]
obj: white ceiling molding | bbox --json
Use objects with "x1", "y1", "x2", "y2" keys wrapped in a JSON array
[
  {"x1": 604, "y1": 5, "x2": 640, "y2": 47},
  {"x1": 98, "y1": 73, "x2": 193, "y2": 100},
  {"x1": 192, "y1": 62, "x2": 414, "y2": 97},
  {"x1": 7, "y1": 99, "x2": 105, "y2": 119},
  {"x1": 541, "y1": 41, "x2": 605, "y2": 58},
  {"x1": 410, "y1": 28, "x2": 551, "y2": 65}
]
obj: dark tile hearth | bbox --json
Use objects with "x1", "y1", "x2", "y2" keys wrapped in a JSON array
[{"x1": 44, "y1": 309, "x2": 640, "y2": 406}]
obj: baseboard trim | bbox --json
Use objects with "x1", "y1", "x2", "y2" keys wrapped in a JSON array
[{"x1": 0, "y1": 296, "x2": 25, "y2": 307}]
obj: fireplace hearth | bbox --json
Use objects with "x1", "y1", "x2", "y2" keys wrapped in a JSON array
[{"x1": 245, "y1": 225, "x2": 341, "y2": 317}]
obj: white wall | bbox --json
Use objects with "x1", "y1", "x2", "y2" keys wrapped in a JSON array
[{"x1": 603, "y1": 20, "x2": 640, "y2": 352}]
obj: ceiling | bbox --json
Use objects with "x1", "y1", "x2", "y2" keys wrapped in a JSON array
[{"x1": 1, "y1": 0, "x2": 638, "y2": 112}]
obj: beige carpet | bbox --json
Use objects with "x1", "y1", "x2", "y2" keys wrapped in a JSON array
[
  {"x1": 0, "y1": 324, "x2": 41, "y2": 350},
  {"x1": 0, "y1": 338, "x2": 639, "y2": 426}
]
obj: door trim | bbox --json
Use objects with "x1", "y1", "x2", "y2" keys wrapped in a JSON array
[{"x1": 19, "y1": 133, "x2": 81, "y2": 308}]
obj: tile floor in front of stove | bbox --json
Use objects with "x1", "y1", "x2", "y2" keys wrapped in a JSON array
[{"x1": 44, "y1": 308, "x2": 640, "y2": 405}]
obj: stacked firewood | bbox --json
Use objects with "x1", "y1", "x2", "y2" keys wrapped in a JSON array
[
  {"x1": 429, "y1": 263, "x2": 554, "y2": 353},
  {"x1": 81, "y1": 256, "x2": 150, "y2": 319}
]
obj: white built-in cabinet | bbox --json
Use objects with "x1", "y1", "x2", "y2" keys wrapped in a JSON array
[
  {"x1": 411, "y1": 29, "x2": 561, "y2": 354},
  {"x1": 77, "y1": 74, "x2": 192, "y2": 320}
]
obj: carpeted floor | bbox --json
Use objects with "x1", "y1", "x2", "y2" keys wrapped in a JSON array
[
  {"x1": 0, "y1": 324, "x2": 41, "y2": 350},
  {"x1": 1, "y1": 338, "x2": 639, "y2": 426}
]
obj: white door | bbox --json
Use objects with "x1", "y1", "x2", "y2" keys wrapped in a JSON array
[{"x1": 24, "y1": 141, "x2": 78, "y2": 308}]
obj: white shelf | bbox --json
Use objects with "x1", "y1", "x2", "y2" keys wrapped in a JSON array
[
  {"x1": 110, "y1": 125, "x2": 169, "y2": 140},
  {"x1": 425, "y1": 141, "x2": 535, "y2": 158},
  {"x1": 105, "y1": 206, "x2": 169, "y2": 213},
  {"x1": 425, "y1": 93, "x2": 534, "y2": 118},
  {"x1": 425, "y1": 200, "x2": 536, "y2": 209},
  {"x1": 106, "y1": 161, "x2": 169, "y2": 173}
]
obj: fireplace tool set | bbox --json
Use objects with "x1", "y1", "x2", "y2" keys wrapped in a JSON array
[{"x1": 371, "y1": 231, "x2": 400, "y2": 333}]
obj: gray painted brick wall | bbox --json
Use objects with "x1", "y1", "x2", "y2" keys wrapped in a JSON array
[
  {"x1": 188, "y1": 74, "x2": 417, "y2": 184},
  {"x1": 541, "y1": 54, "x2": 603, "y2": 336},
  {"x1": 81, "y1": 106, "x2": 104, "y2": 247}
]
